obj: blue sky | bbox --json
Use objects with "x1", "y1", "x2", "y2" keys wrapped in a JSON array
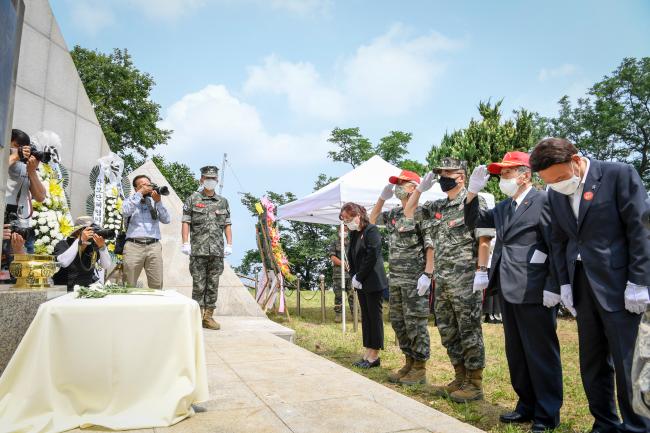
[{"x1": 50, "y1": 0, "x2": 650, "y2": 268}]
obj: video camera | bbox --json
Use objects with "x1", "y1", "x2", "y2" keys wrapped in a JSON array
[{"x1": 18, "y1": 145, "x2": 52, "y2": 164}]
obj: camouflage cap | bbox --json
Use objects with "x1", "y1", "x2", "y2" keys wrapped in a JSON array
[
  {"x1": 433, "y1": 157, "x2": 468, "y2": 174},
  {"x1": 200, "y1": 165, "x2": 219, "y2": 178}
]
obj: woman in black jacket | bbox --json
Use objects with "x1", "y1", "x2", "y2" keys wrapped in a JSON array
[{"x1": 341, "y1": 202, "x2": 388, "y2": 369}]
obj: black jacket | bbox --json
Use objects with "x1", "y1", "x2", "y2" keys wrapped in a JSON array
[
  {"x1": 347, "y1": 223, "x2": 388, "y2": 293},
  {"x1": 548, "y1": 159, "x2": 650, "y2": 312},
  {"x1": 465, "y1": 188, "x2": 558, "y2": 304}
]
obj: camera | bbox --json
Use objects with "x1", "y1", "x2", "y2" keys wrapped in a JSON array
[
  {"x1": 6, "y1": 212, "x2": 35, "y2": 242},
  {"x1": 151, "y1": 183, "x2": 170, "y2": 196},
  {"x1": 89, "y1": 224, "x2": 116, "y2": 241},
  {"x1": 18, "y1": 145, "x2": 52, "y2": 164}
]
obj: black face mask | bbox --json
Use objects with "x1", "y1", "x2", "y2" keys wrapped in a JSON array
[{"x1": 439, "y1": 176, "x2": 458, "y2": 192}]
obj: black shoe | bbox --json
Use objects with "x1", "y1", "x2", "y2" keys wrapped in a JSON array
[
  {"x1": 532, "y1": 423, "x2": 558, "y2": 433},
  {"x1": 359, "y1": 358, "x2": 381, "y2": 369},
  {"x1": 499, "y1": 411, "x2": 532, "y2": 424},
  {"x1": 353, "y1": 358, "x2": 366, "y2": 367}
]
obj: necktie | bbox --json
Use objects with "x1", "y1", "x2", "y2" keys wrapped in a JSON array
[{"x1": 505, "y1": 199, "x2": 516, "y2": 225}]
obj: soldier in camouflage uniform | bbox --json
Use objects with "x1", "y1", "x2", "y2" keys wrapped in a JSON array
[
  {"x1": 328, "y1": 229, "x2": 354, "y2": 323},
  {"x1": 405, "y1": 158, "x2": 495, "y2": 402},
  {"x1": 370, "y1": 170, "x2": 434, "y2": 385},
  {"x1": 181, "y1": 166, "x2": 233, "y2": 330}
]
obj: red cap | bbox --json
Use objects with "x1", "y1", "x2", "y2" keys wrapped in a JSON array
[
  {"x1": 389, "y1": 170, "x2": 421, "y2": 185},
  {"x1": 487, "y1": 151, "x2": 530, "y2": 174}
]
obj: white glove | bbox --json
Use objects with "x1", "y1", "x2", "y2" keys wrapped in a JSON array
[
  {"x1": 417, "y1": 171, "x2": 437, "y2": 192},
  {"x1": 380, "y1": 184, "x2": 394, "y2": 201},
  {"x1": 543, "y1": 290, "x2": 561, "y2": 308},
  {"x1": 468, "y1": 165, "x2": 490, "y2": 194},
  {"x1": 473, "y1": 270, "x2": 489, "y2": 293},
  {"x1": 624, "y1": 282, "x2": 650, "y2": 315},
  {"x1": 417, "y1": 274, "x2": 432, "y2": 296},
  {"x1": 560, "y1": 284, "x2": 577, "y2": 317},
  {"x1": 224, "y1": 244, "x2": 233, "y2": 256},
  {"x1": 181, "y1": 243, "x2": 191, "y2": 255},
  {"x1": 352, "y1": 275, "x2": 362, "y2": 290}
]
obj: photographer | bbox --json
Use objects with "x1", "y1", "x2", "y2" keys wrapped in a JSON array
[
  {"x1": 4, "y1": 129, "x2": 47, "y2": 255},
  {"x1": 53, "y1": 216, "x2": 112, "y2": 291},
  {"x1": 121, "y1": 175, "x2": 170, "y2": 289}
]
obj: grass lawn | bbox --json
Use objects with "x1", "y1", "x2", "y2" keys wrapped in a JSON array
[{"x1": 263, "y1": 289, "x2": 591, "y2": 433}]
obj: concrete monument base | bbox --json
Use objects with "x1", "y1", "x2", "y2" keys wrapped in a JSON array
[{"x1": 0, "y1": 285, "x2": 67, "y2": 374}]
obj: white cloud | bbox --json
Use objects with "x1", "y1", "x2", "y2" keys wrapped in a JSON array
[
  {"x1": 69, "y1": 0, "x2": 115, "y2": 35},
  {"x1": 243, "y1": 24, "x2": 463, "y2": 119},
  {"x1": 159, "y1": 85, "x2": 331, "y2": 166},
  {"x1": 538, "y1": 64, "x2": 578, "y2": 81},
  {"x1": 244, "y1": 55, "x2": 344, "y2": 120}
]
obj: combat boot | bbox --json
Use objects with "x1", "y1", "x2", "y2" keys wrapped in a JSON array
[
  {"x1": 203, "y1": 308, "x2": 221, "y2": 330},
  {"x1": 399, "y1": 359, "x2": 426, "y2": 385},
  {"x1": 424, "y1": 364, "x2": 465, "y2": 397},
  {"x1": 334, "y1": 312, "x2": 342, "y2": 323},
  {"x1": 449, "y1": 368, "x2": 484, "y2": 403},
  {"x1": 387, "y1": 355, "x2": 413, "y2": 383}
]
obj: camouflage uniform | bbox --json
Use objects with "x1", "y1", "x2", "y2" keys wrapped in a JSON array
[
  {"x1": 327, "y1": 235, "x2": 353, "y2": 314},
  {"x1": 633, "y1": 308, "x2": 650, "y2": 418},
  {"x1": 182, "y1": 186, "x2": 231, "y2": 309},
  {"x1": 378, "y1": 206, "x2": 433, "y2": 361},
  {"x1": 420, "y1": 188, "x2": 494, "y2": 370}
]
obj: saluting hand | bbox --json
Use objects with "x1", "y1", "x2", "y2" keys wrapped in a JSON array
[
  {"x1": 417, "y1": 172, "x2": 437, "y2": 193},
  {"x1": 468, "y1": 165, "x2": 490, "y2": 194}
]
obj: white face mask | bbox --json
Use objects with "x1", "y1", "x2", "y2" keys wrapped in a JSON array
[
  {"x1": 345, "y1": 217, "x2": 360, "y2": 231},
  {"x1": 203, "y1": 179, "x2": 218, "y2": 191},
  {"x1": 499, "y1": 177, "x2": 520, "y2": 197},
  {"x1": 548, "y1": 162, "x2": 581, "y2": 195}
]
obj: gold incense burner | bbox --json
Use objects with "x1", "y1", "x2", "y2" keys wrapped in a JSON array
[{"x1": 9, "y1": 254, "x2": 60, "y2": 289}]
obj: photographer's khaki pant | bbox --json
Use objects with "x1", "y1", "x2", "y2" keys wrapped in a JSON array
[{"x1": 123, "y1": 241, "x2": 163, "y2": 289}]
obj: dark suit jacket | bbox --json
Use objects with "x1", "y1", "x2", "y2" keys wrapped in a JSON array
[
  {"x1": 465, "y1": 188, "x2": 558, "y2": 304},
  {"x1": 347, "y1": 223, "x2": 388, "y2": 293},
  {"x1": 548, "y1": 159, "x2": 650, "y2": 312}
]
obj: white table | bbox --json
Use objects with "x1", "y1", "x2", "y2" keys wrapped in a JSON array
[{"x1": 0, "y1": 290, "x2": 209, "y2": 433}]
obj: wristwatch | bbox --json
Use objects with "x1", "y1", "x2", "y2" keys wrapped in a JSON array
[
  {"x1": 423, "y1": 272, "x2": 433, "y2": 278},
  {"x1": 477, "y1": 266, "x2": 488, "y2": 272}
]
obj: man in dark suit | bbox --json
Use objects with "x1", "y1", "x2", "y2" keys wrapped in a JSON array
[
  {"x1": 530, "y1": 137, "x2": 650, "y2": 433},
  {"x1": 464, "y1": 151, "x2": 563, "y2": 433}
]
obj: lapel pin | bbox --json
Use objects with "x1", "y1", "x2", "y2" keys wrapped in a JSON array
[{"x1": 583, "y1": 191, "x2": 594, "y2": 201}]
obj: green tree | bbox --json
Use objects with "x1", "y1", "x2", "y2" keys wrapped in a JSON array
[
  {"x1": 327, "y1": 127, "x2": 374, "y2": 167},
  {"x1": 71, "y1": 46, "x2": 171, "y2": 172},
  {"x1": 327, "y1": 127, "x2": 427, "y2": 174},
  {"x1": 151, "y1": 155, "x2": 199, "y2": 202},
  {"x1": 426, "y1": 100, "x2": 547, "y2": 199}
]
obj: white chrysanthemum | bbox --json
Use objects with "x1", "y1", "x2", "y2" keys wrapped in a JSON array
[
  {"x1": 38, "y1": 217, "x2": 46, "y2": 225},
  {"x1": 42, "y1": 235, "x2": 50, "y2": 242},
  {"x1": 46, "y1": 245, "x2": 54, "y2": 254}
]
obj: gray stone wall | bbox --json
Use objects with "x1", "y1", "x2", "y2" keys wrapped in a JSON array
[{"x1": 11, "y1": 0, "x2": 110, "y2": 219}]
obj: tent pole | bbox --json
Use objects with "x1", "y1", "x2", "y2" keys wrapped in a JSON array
[{"x1": 340, "y1": 221, "x2": 346, "y2": 333}]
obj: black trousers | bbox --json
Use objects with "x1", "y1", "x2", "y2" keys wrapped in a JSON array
[
  {"x1": 357, "y1": 289, "x2": 384, "y2": 350},
  {"x1": 500, "y1": 294, "x2": 563, "y2": 427},
  {"x1": 574, "y1": 262, "x2": 650, "y2": 433}
]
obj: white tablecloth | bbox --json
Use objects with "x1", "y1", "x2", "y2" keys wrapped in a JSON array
[{"x1": 0, "y1": 290, "x2": 209, "y2": 433}]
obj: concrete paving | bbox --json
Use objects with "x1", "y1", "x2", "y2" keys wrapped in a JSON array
[{"x1": 70, "y1": 329, "x2": 482, "y2": 433}]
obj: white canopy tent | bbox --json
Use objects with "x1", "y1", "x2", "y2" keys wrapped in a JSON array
[{"x1": 277, "y1": 155, "x2": 495, "y2": 331}]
